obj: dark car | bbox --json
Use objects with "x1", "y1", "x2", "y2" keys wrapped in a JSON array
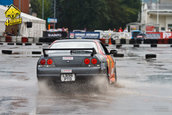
[
  {"x1": 37, "y1": 39, "x2": 117, "y2": 87},
  {"x1": 136, "y1": 33, "x2": 146, "y2": 40},
  {"x1": 131, "y1": 30, "x2": 141, "y2": 39}
]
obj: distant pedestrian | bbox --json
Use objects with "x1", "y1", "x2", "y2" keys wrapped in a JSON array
[
  {"x1": 84, "y1": 28, "x2": 87, "y2": 32},
  {"x1": 118, "y1": 27, "x2": 123, "y2": 32},
  {"x1": 123, "y1": 28, "x2": 128, "y2": 32},
  {"x1": 113, "y1": 28, "x2": 116, "y2": 32},
  {"x1": 65, "y1": 28, "x2": 69, "y2": 33},
  {"x1": 62, "y1": 27, "x2": 65, "y2": 31}
]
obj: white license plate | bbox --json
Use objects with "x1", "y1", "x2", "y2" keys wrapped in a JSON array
[{"x1": 61, "y1": 74, "x2": 75, "y2": 82}]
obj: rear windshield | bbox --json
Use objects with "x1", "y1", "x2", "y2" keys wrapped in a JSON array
[
  {"x1": 47, "y1": 41, "x2": 98, "y2": 56},
  {"x1": 51, "y1": 42, "x2": 98, "y2": 50},
  {"x1": 138, "y1": 33, "x2": 145, "y2": 35}
]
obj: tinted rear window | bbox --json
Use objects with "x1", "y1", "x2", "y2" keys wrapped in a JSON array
[{"x1": 133, "y1": 32, "x2": 140, "y2": 37}]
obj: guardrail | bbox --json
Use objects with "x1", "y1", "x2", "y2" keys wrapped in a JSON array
[
  {"x1": 147, "y1": 3, "x2": 172, "y2": 10},
  {"x1": 1, "y1": 33, "x2": 172, "y2": 45},
  {"x1": 0, "y1": 36, "x2": 39, "y2": 43}
]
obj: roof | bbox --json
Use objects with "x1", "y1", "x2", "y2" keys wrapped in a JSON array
[
  {"x1": 0, "y1": 5, "x2": 45, "y2": 23},
  {"x1": 148, "y1": 10, "x2": 172, "y2": 16},
  {"x1": 131, "y1": 30, "x2": 142, "y2": 32}
]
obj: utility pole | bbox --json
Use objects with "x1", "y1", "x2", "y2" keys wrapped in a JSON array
[
  {"x1": 54, "y1": 0, "x2": 56, "y2": 29},
  {"x1": 18, "y1": 0, "x2": 21, "y2": 36},
  {"x1": 157, "y1": 0, "x2": 159, "y2": 31},
  {"x1": 19, "y1": 0, "x2": 21, "y2": 10},
  {"x1": 42, "y1": 0, "x2": 44, "y2": 19}
]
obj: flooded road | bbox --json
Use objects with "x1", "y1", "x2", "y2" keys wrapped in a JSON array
[{"x1": 0, "y1": 44, "x2": 172, "y2": 115}]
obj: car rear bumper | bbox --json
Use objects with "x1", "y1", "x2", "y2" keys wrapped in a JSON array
[{"x1": 37, "y1": 67, "x2": 107, "y2": 82}]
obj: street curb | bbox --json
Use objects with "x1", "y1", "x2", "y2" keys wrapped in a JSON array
[
  {"x1": 36, "y1": 43, "x2": 42, "y2": 45},
  {"x1": 133, "y1": 44, "x2": 139, "y2": 47},
  {"x1": 2, "y1": 50, "x2": 12, "y2": 54},
  {"x1": 32, "y1": 51, "x2": 42, "y2": 54},
  {"x1": 114, "y1": 53, "x2": 124, "y2": 57},
  {"x1": 116, "y1": 44, "x2": 122, "y2": 49},
  {"x1": 7, "y1": 43, "x2": 14, "y2": 45},
  {"x1": 151, "y1": 44, "x2": 157, "y2": 47},
  {"x1": 25, "y1": 43, "x2": 32, "y2": 46},
  {"x1": 145, "y1": 54, "x2": 156, "y2": 59},
  {"x1": 16, "y1": 43, "x2": 23, "y2": 45}
]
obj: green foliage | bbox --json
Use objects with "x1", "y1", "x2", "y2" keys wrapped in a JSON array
[
  {"x1": 30, "y1": 0, "x2": 141, "y2": 30},
  {"x1": 30, "y1": 0, "x2": 53, "y2": 20}
]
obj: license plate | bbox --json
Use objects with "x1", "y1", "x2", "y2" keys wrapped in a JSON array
[{"x1": 61, "y1": 74, "x2": 75, "y2": 82}]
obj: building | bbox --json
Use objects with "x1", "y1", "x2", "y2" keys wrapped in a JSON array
[
  {"x1": 13, "y1": 0, "x2": 29, "y2": 14},
  {"x1": 141, "y1": 0, "x2": 172, "y2": 32},
  {"x1": 0, "y1": 0, "x2": 29, "y2": 14},
  {"x1": 0, "y1": 5, "x2": 46, "y2": 37}
]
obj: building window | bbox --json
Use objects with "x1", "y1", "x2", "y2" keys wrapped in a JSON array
[
  {"x1": 161, "y1": 27, "x2": 165, "y2": 31},
  {"x1": 168, "y1": 24, "x2": 172, "y2": 32},
  {"x1": 168, "y1": 24, "x2": 172, "y2": 28}
]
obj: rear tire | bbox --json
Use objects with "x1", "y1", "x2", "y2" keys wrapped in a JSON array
[{"x1": 114, "y1": 67, "x2": 117, "y2": 83}]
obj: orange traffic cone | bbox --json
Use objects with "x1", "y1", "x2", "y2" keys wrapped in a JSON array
[{"x1": 109, "y1": 38, "x2": 112, "y2": 45}]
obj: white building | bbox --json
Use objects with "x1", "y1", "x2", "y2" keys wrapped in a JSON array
[
  {"x1": 0, "y1": 5, "x2": 46, "y2": 38},
  {"x1": 141, "y1": 0, "x2": 172, "y2": 32}
]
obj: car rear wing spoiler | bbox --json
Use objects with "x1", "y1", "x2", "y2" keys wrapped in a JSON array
[{"x1": 43, "y1": 48, "x2": 96, "y2": 57}]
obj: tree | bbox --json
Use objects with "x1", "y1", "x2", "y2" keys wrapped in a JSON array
[
  {"x1": 30, "y1": 0, "x2": 53, "y2": 20},
  {"x1": 31, "y1": 0, "x2": 141, "y2": 30},
  {"x1": 56, "y1": 0, "x2": 110, "y2": 30}
]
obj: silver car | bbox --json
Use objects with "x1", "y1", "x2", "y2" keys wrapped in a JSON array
[{"x1": 37, "y1": 39, "x2": 117, "y2": 86}]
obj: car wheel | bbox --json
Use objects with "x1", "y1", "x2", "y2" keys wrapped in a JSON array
[{"x1": 114, "y1": 67, "x2": 117, "y2": 83}]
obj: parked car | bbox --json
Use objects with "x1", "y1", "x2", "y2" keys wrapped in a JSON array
[
  {"x1": 131, "y1": 30, "x2": 142, "y2": 39},
  {"x1": 136, "y1": 33, "x2": 147, "y2": 40}
]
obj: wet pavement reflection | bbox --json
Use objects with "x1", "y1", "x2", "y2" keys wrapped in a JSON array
[{"x1": 0, "y1": 44, "x2": 172, "y2": 115}]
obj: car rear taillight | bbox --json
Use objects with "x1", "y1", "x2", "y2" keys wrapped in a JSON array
[
  {"x1": 47, "y1": 59, "x2": 53, "y2": 65},
  {"x1": 84, "y1": 58, "x2": 90, "y2": 64},
  {"x1": 91, "y1": 58, "x2": 97, "y2": 64},
  {"x1": 40, "y1": 59, "x2": 46, "y2": 65}
]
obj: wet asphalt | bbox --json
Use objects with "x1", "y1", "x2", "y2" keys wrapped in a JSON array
[{"x1": 0, "y1": 43, "x2": 172, "y2": 115}]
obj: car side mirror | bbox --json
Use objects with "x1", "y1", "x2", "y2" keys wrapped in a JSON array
[{"x1": 110, "y1": 50, "x2": 117, "y2": 55}]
